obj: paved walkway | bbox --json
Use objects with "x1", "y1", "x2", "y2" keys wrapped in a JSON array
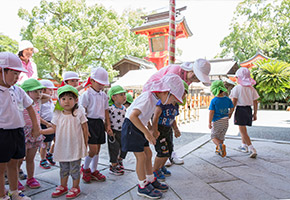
[{"x1": 14, "y1": 109, "x2": 290, "y2": 199}]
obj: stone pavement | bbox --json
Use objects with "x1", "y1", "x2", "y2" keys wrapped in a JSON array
[
  {"x1": 15, "y1": 135, "x2": 290, "y2": 200},
  {"x1": 14, "y1": 109, "x2": 290, "y2": 199}
]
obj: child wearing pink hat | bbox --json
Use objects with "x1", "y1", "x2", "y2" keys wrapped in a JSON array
[
  {"x1": 0, "y1": 52, "x2": 39, "y2": 200},
  {"x1": 230, "y1": 67, "x2": 260, "y2": 158},
  {"x1": 80, "y1": 67, "x2": 113, "y2": 183},
  {"x1": 121, "y1": 74, "x2": 184, "y2": 199}
]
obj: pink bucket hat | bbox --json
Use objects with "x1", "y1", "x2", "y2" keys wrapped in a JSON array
[
  {"x1": 180, "y1": 58, "x2": 211, "y2": 85},
  {"x1": 235, "y1": 67, "x2": 256, "y2": 86},
  {"x1": 0, "y1": 52, "x2": 27, "y2": 72},
  {"x1": 150, "y1": 74, "x2": 184, "y2": 103},
  {"x1": 90, "y1": 67, "x2": 109, "y2": 86}
]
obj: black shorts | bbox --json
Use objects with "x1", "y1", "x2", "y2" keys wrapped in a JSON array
[
  {"x1": 0, "y1": 128, "x2": 25, "y2": 163},
  {"x1": 155, "y1": 125, "x2": 173, "y2": 158},
  {"x1": 88, "y1": 118, "x2": 106, "y2": 144},
  {"x1": 121, "y1": 118, "x2": 149, "y2": 152},
  {"x1": 234, "y1": 106, "x2": 252, "y2": 126},
  {"x1": 41, "y1": 123, "x2": 55, "y2": 142}
]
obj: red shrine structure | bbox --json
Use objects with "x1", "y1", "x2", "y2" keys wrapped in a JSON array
[
  {"x1": 239, "y1": 50, "x2": 269, "y2": 68},
  {"x1": 131, "y1": 6, "x2": 193, "y2": 70}
]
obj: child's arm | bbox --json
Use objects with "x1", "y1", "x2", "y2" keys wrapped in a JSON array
[
  {"x1": 81, "y1": 122, "x2": 90, "y2": 147},
  {"x1": 152, "y1": 106, "x2": 162, "y2": 139},
  {"x1": 172, "y1": 120, "x2": 181, "y2": 138},
  {"x1": 40, "y1": 117, "x2": 52, "y2": 127},
  {"x1": 228, "y1": 108, "x2": 234, "y2": 119},
  {"x1": 208, "y1": 110, "x2": 214, "y2": 129},
  {"x1": 253, "y1": 99, "x2": 258, "y2": 121},
  {"x1": 26, "y1": 105, "x2": 40, "y2": 138},
  {"x1": 105, "y1": 109, "x2": 113, "y2": 136},
  {"x1": 232, "y1": 98, "x2": 237, "y2": 108},
  {"x1": 40, "y1": 124, "x2": 56, "y2": 135},
  {"x1": 41, "y1": 93, "x2": 51, "y2": 104},
  {"x1": 129, "y1": 109, "x2": 156, "y2": 145}
]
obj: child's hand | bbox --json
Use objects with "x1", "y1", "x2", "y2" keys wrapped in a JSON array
[
  {"x1": 208, "y1": 123, "x2": 212, "y2": 129},
  {"x1": 252, "y1": 113, "x2": 257, "y2": 121},
  {"x1": 106, "y1": 127, "x2": 113, "y2": 137},
  {"x1": 174, "y1": 129, "x2": 181, "y2": 138},
  {"x1": 32, "y1": 127, "x2": 40, "y2": 138},
  {"x1": 152, "y1": 130, "x2": 160, "y2": 139},
  {"x1": 46, "y1": 122, "x2": 53, "y2": 128},
  {"x1": 228, "y1": 112, "x2": 233, "y2": 119},
  {"x1": 145, "y1": 133, "x2": 156, "y2": 145}
]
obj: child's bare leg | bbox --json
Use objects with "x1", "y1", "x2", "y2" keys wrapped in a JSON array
[
  {"x1": 153, "y1": 157, "x2": 168, "y2": 171},
  {"x1": 72, "y1": 178, "x2": 80, "y2": 188},
  {"x1": 0, "y1": 163, "x2": 7, "y2": 197},
  {"x1": 133, "y1": 152, "x2": 146, "y2": 180},
  {"x1": 49, "y1": 141, "x2": 55, "y2": 154},
  {"x1": 239, "y1": 126, "x2": 252, "y2": 146},
  {"x1": 144, "y1": 147, "x2": 153, "y2": 175},
  {"x1": 40, "y1": 142, "x2": 48, "y2": 160},
  {"x1": 60, "y1": 176, "x2": 69, "y2": 187},
  {"x1": 26, "y1": 147, "x2": 38, "y2": 179},
  {"x1": 212, "y1": 138, "x2": 223, "y2": 146},
  {"x1": 7, "y1": 159, "x2": 18, "y2": 191},
  {"x1": 88, "y1": 144, "x2": 100, "y2": 157}
]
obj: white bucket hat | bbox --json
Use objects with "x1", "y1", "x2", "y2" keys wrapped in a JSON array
[
  {"x1": 18, "y1": 40, "x2": 39, "y2": 53},
  {"x1": 180, "y1": 58, "x2": 211, "y2": 85},
  {"x1": 90, "y1": 67, "x2": 109, "y2": 86},
  {"x1": 39, "y1": 79, "x2": 57, "y2": 89},
  {"x1": 150, "y1": 73, "x2": 184, "y2": 104},
  {"x1": 0, "y1": 52, "x2": 27, "y2": 72},
  {"x1": 63, "y1": 71, "x2": 80, "y2": 81}
]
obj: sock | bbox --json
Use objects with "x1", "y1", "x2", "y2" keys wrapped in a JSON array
[
  {"x1": 83, "y1": 156, "x2": 93, "y2": 169},
  {"x1": 90, "y1": 155, "x2": 99, "y2": 172},
  {"x1": 138, "y1": 179, "x2": 148, "y2": 188},
  {"x1": 248, "y1": 145, "x2": 254, "y2": 151},
  {"x1": 241, "y1": 143, "x2": 247, "y2": 147},
  {"x1": 146, "y1": 174, "x2": 155, "y2": 183}
]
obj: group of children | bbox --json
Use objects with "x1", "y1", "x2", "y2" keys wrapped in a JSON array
[{"x1": 0, "y1": 51, "x2": 260, "y2": 200}]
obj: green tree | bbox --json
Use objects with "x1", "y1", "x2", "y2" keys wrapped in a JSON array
[
  {"x1": 18, "y1": 0, "x2": 148, "y2": 82},
  {"x1": 218, "y1": 0, "x2": 290, "y2": 63},
  {"x1": 0, "y1": 34, "x2": 18, "y2": 53},
  {"x1": 251, "y1": 59, "x2": 290, "y2": 104}
]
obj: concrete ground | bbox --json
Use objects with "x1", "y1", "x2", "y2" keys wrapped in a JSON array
[{"x1": 12, "y1": 109, "x2": 290, "y2": 200}]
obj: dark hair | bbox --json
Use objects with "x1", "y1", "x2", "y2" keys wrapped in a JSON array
[
  {"x1": 59, "y1": 91, "x2": 78, "y2": 116},
  {"x1": 18, "y1": 50, "x2": 24, "y2": 58}
]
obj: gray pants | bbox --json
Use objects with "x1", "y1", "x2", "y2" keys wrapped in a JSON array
[
  {"x1": 59, "y1": 159, "x2": 81, "y2": 180},
  {"x1": 108, "y1": 130, "x2": 127, "y2": 163}
]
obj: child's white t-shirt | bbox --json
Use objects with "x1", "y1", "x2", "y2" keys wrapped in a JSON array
[
  {"x1": 125, "y1": 91, "x2": 158, "y2": 126},
  {"x1": 52, "y1": 106, "x2": 88, "y2": 162},
  {"x1": 40, "y1": 100, "x2": 54, "y2": 122},
  {"x1": 0, "y1": 85, "x2": 33, "y2": 129},
  {"x1": 230, "y1": 85, "x2": 259, "y2": 106},
  {"x1": 80, "y1": 87, "x2": 109, "y2": 120}
]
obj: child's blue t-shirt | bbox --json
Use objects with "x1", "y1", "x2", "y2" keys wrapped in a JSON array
[
  {"x1": 156, "y1": 100, "x2": 179, "y2": 127},
  {"x1": 209, "y1": 96, "x2": 234, "y2": 122}
]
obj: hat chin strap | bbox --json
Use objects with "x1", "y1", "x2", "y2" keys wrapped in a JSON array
[
  {"x1": 2, "y1": 68, "x2": 7, "y2": 86},
  {"x1": 162, "y1": 92, "x2": 171, "y2": 105}
]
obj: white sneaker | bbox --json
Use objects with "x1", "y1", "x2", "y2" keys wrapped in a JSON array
[
  {"x1": 171, "y1": 152, "x2": 184, "y2": 165},
  {"x1": 10, "y1": 191, "x2": 31, "y2": 200},
  {"x1": 237, "y1": 146, "x2": 248, "y2": 153},
  {"x1": 249, "y1": 148, "x2": 257, "y2": 158},
  {"x1": 165, "y1": 159, "x2": 173, "y2": 167},
  {"x1": 0, "y1": 195, "x2": 10, "y2": 200}
]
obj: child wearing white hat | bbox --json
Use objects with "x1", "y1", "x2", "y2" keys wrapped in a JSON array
[
  {"x1": 79, "y1": 67, "x2": 113, "y2": 183},
  {"x1": 39, "y1": 80, "x2": 57, "y2": 169},
  {"x1": 121, "y1": 74, "x2": 184, "y2": 199},
  {"x1": 0, "y1": 52, "x2": 40, "y2": 200},
  {"x1": 17, "y1": 40, "x2": 38, "y2": 85},
  {"x1": 230, "y1": 67, "x2": 260, "y2": 158}
]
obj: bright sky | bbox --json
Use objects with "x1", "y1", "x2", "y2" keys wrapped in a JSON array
[{"x1": 0, "y1": 0, "x2": 242, "y2": 61}]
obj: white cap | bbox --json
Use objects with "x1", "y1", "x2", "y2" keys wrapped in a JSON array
[
  {"x1": 39, "y1": 79, "x2": 57, "y2": 89},
  {"x1": 150, "y1": 74, "x2": 184, "y2": 104},
  {"x1": 91, "y1": 67, "x2": 109, "y2": 86},
  {"x1": 0, "y1": 52, "x2": 28, "y2": 72},
  {"x1": 63, "y1": 71, "x2": 80, "y2": 81},
  {"x1": 18, "y1": 40, "x2": 39, "y2": 53}
]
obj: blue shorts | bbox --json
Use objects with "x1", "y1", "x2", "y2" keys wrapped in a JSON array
[
  {"x1": 0, "y1": 128, "x2": 25, "y2": 163},
  {"x1": 121, "y1": 118, "x2": 149, "y2": 152}
]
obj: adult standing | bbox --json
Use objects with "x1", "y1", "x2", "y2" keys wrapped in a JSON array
[
  {"x1": 17, "y1": 40, "x2": 39, "y2": 85},
  {"x1": 143, "y1": 58, "x2": 211, "y2": 92}
]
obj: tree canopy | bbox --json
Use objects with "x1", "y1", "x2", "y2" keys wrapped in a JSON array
[
  {"x1": 218, "y1": 0, "x2": 290, "y2": 63},
  {"x1": 18, "y1": 0, "x2": 148, "y2": 82},
  {"x1": 0, "y1": 34, "x2": 18, "y2": 53}
]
